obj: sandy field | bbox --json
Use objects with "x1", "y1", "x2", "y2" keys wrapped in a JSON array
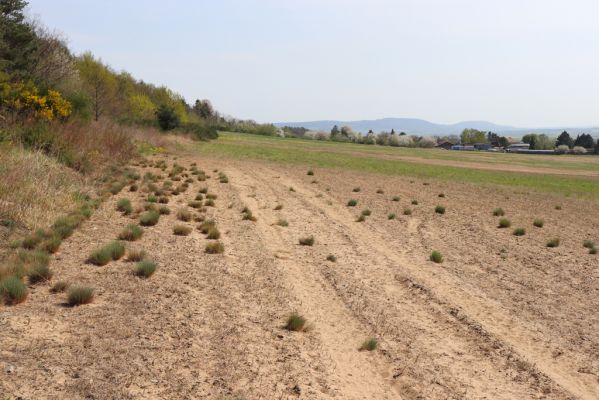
[{"x1": 1, "y1": 151, "x2": 598, "y2": 399}]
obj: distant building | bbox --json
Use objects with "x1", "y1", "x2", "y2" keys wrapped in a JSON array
[
  {"x1": 451, "y1": 145, "x2": 475, "y2": 151},
  {"x1": 506, "y1": 143, "x2": 530, "y2": 152},
  {"x1": 474, "y1": 143, "x2": 493, "y2": 151},
  {"x1": 436, "y1": 141, "x2": 454, "y2": 150}
]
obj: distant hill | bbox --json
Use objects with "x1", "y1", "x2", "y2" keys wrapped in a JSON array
[{"x1": 274, "y1": 118, "x2": 599, "y2": 137}]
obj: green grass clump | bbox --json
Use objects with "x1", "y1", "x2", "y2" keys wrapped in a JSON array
[
  {"x1": 498, "y1": 218, "x2": 511, "y2": 228},
  {"x1": 177, "y1": 208, "x2": 192, "y2": 222},
  {"x1": 116, "y1": 198, "x2": 133, "y2": 215},
  {"x1": 206, "y1": 193, "x2": 218, "y2": 200},
  {"x1": 242, "y1": 209, "x2": 257, "y2": 221},
  {"x1": 299, "y1": 236, "x2": 314, "y2": 246},
  {"x1": 276, "y1": 218, "x2": 289, "y2": 227},
  {"x1": 347, "y1": 199, "x2": 358, "y2": 207},
  {"x1": 204, "y1": 199, "x2": 215, "y2": 207},
  {"x1": 356, "y1": 214, "x2": 366, "y2": 222},
  {"x1": 513, "y1": 228, "x2": 526, "y2": 236},
  {"x1": 50, "y1": 280, "x2": 69, "y2": 293},
  {"x1": 206, "y1": 227, "x2": 221, "y2": 239},
  {"x1": 411, "y1": 200, "x2": 418, "y2": 205},
  {"x1": 403, "y1": 208, "x2": 412, "y2": 215},
  {"x1": 493, "y1": 208, "x2": 505, "y2": 216},
  {"x1": 88, "y1": 247, "x2": 112, "y2": 266},
  {"x1": 218, "y1": 172, "x2": 229, "y2": 183},
  {"x1": 435, "y1": 205, "x2": 445, "y2": 214},
  {"x1": 118, "y1": 224, "x2": 143, "y2": 241},
  {"x1": 158, "y1": 196, "x2": 169, "y2": 204},
  {"x1": 0, "y1": 276, "x2": 28, "y2": 305},
  {"x1": 199, "y1": 219, "x2": 216, "y2": 234},
  {"x1": 106, "y1": 241, "x2": 126, "y2": 260},
  {"x1": 173, "y1": 225, "x2": 192, "y2": 236},
  {"x1": 198, "y1": 187, "x2": 208, "y2": 194},
  {"x1": 109, "y1": 182, "x2": 124, "y2": 195},
  {"x1": 28, "y1": 264, "x2": 53, "y2": 284},
  {"x1": 158, "y1": 206, "x2": 170, "y2": 215},
  {"x1": 188, "y1": 200, "x2": 203, "y2": 209},
  {"x1": 307, "y1": 169, "x2": 314, "y2": 175},
  {"x1": 387, "y1": 213, "x2": 396, "y2": 220},
  {"x1": 546, "y1": 238, "x2": 560, "y2": 248},
  {"x1": 147, "y1": 194, "x2": 158, "y2": 203},
  {"x1": 589, "y1": 247, "x2": 597, "y2": 255},
  {"x1": 134, "y1": 260, "x2": 157, "y2": 278},
  {"x1": 139, "y1": 211, "x2": 160, "y2": 226},
  {"x1": 430, "y1": 250, "x2": 443, "y2": 263},
  {"x1": 583, "y1": 239, "x2": 595, "y2": 249},
  {"x1": 326, "y1": 254, "x2": 337, "y2": 262},
  {"x1": 285, "y1": 312, "x2": 306, "y2": 331},
  {"x1": 127, "y1": 248, "x2": 147, "y2": 262},
  {"x1": 352, "y1": 187, "x2": 361, "y2": 192},
  {"x1": 392, "y1": 196, "x2": 400, "y2": 201},
  {"x1": 67, "y1": 286, "x2": 94, "y2": 306},
  {"x1": 205, "y1": 241, "x2": 225, "y2": 254},
  {"x1": 40, "y1": 235, "x2": 62, "y2": 254},
  {"x1": 361, "y1": 209, "x2": 371, "y2": 216},
  {"x1": 533, "y1": 219, "x2": 544, "y2": 228},
  {"x1": 21, "y1": 233, "x2": 42, "y2": 250},
  {"x1": 360, "y1": 338, "x2": 378, "y2": 351}
]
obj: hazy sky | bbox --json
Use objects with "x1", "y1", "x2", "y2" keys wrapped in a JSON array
[{"x1": 26, "y1": 0, "x2": 599, "y2": 127}]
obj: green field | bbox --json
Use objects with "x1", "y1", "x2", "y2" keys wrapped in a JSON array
[{"x1": 192, "y1": 132, "x2": 599, "y2": 198}]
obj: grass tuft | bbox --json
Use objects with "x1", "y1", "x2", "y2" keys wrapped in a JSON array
[
  {"x1": 299, "y1": 236, "x2": 315, "y2": 246},
  {"x1": 173, "y1": 225, "x2": 192, "y2": 236},
  {"x1": 326, "y1": 254, "x2": 337, "y2": 262},
  {"x1": 205, "y1": 241, "x2": 225, "y2": 254},
  {"x1": 493, "y1": 208, "x2": 505, "y2": 216},
  {"x1": 177, "y1": 208, "x2": 192, "y2": 222},
  {"x1": 28, "y1": 264, "x2": 53, "y2": 284},
  {"x1": 276, "y1": 218, "x2": 289, "y2": 227},
  {"x1": 361, "y1": 209, "x2": 371, "y2": 216},
  {"x1": 116, "y1": 198, "x2": 133, "y2": 215},
  {"x1": 360, "y1": 338, "x2": 378, "y2": 351},
  {"x1": 139, "y1": 211, "x2": 160, "y2": 226},
  {"x1": 498, "y1": 218, "x2": 511, "y2": 228},
  {"x1": 127, "y1": 248, "x2": 147, "y2": 262},
  {"x1": 546, "y1": 238, "x2": 560, "y2": 248},
  {"x1": 134, "y1": 260, "x2": 157, "y2": 278},
  {"x1": 583, "y1": 239, "x2": 595, "y2": 249},
  {"x1": 118, "y1": 224, "x2": 143, "y2": 241},
  {"x1": 67, "y1": 286, "x2": 94, "y2": 306},
  {"x1": 533, "y1": 218, "x2": 544, "y2": 228},
  {"x1": 50, "y1": 280, "x2": 69, "y2": 293},
  {"x1": 347, "y1": 199, "x2": 358, "y2": 207},
  {"x1": 392, "y1": 196, "x2": 400, "y2": 201},
  {"x1": 513, "y1": 227, "x2": 526, "y2": 236},
  {"x1": 0, "y1": 276, "x2": 28, "y2": 305},
  {"x1": 274, "y1": 204, "x2": 283, "y2": 210},
  {"x1": 285, "y1": 312, "x2": 306, "y2": 331},
  {"x1": 435, "y1": 205, "x2": 446, "y2": 214},
  {"x1": 387, "y1": 213, "x2": 396, "y2": 220},
  {"x1": 430, "y1": 250, "x2": 443, "y2": 263}
]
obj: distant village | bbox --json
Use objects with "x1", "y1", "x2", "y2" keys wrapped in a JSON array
[{"x1": 280, "y1": 125, "x2": 599, "y2": 155}]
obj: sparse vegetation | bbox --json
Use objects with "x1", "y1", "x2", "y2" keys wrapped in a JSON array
[
  {"x1": 118, "y1": 224, "x2": 143, "y2": 241},
  {"x1": 116, "y1": 198, "x2": 133, "y2": 215},
  {"x1": 173, "y1": 225, "x2": 192, "y2": 236},
  {"x1": 352, "y1": 187, "x2": 361, "y2": 192},
  {"x1": 387, "y1": 213, "x2": 396, "y2": 220},
  {"x1": 513, "y1": 227, "x2": 526, "y2": 236},
  {"x1": 430, "y1": 250, "x2": 443, "y2": 263},
  {"x1": 134, "y1": 260, "x2": 157, "y2": 278},
  {"x1": 360, "y1": 338, "x2": 378, "y2": 351},
  {"x1": 403, "y1": 208, "x2": 412, "y2": 215},
  {"x1": 106, "y1": 241, "x2": 126, "y2": 260},
  {"x1": 67, "y1": 286, "x2": 94, "y2": 306},
  {"x1": 533, "y1": 219, "x2": 544, "y2": 228},
  {"x1": 199, "y1": 219, "x2": 216, "y2": 234},
  {"x1": 493, "y1": 208, "x2": 505, "y2": 217},
  {"x1": 307, "y1": 169, "x2": 314, "y2": 175},
  {"x1": 326, "y1": 254, "x2": 337, "y2": 262},
  {"x1": 274, "y1": 204, "x2": 283, "y2": 210},
  {"x1": 411, "y1": 200, "x2": 418, "y2": 205},
  {"x1": 347, "y1": 199, "x2": 358, "y2": 207},
  {"x1": 361, "y1": 209, "x2": 371, "y2": 216},
  {"x1": 435, "y1": 205, "x2": 445, "y2": 214},
  {"x1": 546, "y1": 238, "x2": 560, "y2": 248},
  {"x1": 356, "y1": 214, "x2": 365, "y2": 222},
  {"x1": 206, "y1": 227, "x2": 221, "y2": 239},
  {"x1": 277, "y1": 218, "x2": 289, "y2": 227},
  {"x1": 127, "y1": 249, "x2": 147, "y2": 262},
  {"x1": 0, "y1": 276, "x2": 28, "y2": 305},
  {"x1": 299, "y1": 236, "x2": 315, "y2": 246},
  {"x1": 583, "y1": 239, "x2": 595, "y2": 249},
  {"x1": 27, "y1": 264, "x2": 53, "y2": 284},
  {"x1": 158, "y1": 206, "x2": 171, "y2": 215},
  {"x1": 50, "y1": 281, "x2": 70, "y2": 293},
  {"x1": 498, "y1": 218, "x2": 511, "y2": 228},
  {"x1": 140, "y1": 211, "x2": 160, "y2": 226},
  {"x1": 177, "y1": 208, "x2": 192, "y2": 222},
  {"x1": 285, "y1": 312, "x2": 306, "y2": 331},
  {"x1": 205, "y1": 241, "x2": 225, "y2": 254},
  {"x1": 392, "y1": 196, "x2": 400, "y2": 201}
]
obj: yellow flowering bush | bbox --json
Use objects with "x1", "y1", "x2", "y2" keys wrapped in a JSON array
[{"x1": 1, "y1": 82, "x2": 72, "y2": 122}]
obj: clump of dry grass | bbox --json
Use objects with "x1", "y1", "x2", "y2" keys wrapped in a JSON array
[
  {"x1": 173, "y1": 225, "x2": 192, "y2": 236},
  {"x1": 27, "y1": 264, "x2": 53, "y2": 284},
  {"x1": 177, "y1": 208, "x2": 192, "y2": 222},
  {"x1": 127, "y1": 248, "x2": 147, "y2": 262},
  {"x1": 140, "y1": 211, "x2": 160, "y2": 226},
  {"x1": 299, "y1": 236, "x2": 314, "y2": 246},
  {"x1": 206, "y1": 227, "x2": 221, "y2": 239},
  {"x1": 205, "y1": 241, "x2": 224, "y2": 254},
  {"x1": 50, "y1": 280, "x2": 69, "y2": 293},
  {"x1": 67, "y1": 286, "x2": 94, "y2": 306},
  {"x1": 118, "y1": 224, "x2": 143, "y2": 241},
  {"x1": 274, "y1": 204, "x2": 283, "y2": 210},
  {"x1": 277, "y1": 218, "x2": 289, "y2": 227}
]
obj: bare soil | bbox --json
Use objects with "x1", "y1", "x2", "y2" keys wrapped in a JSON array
[{"x1": 1, "y1": 153, "x2": 598, "y2": 399}]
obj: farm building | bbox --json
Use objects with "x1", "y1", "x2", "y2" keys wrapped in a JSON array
[
  {"x1": 506, "y1": 143, "x2": 531, "y2": 152},
  {"x1": 436, "y1": 141, "x2": 454, "y2": 150}
]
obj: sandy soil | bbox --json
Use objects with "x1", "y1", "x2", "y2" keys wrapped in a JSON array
[{"x1": 1, "y1": 153, "x2": 598, "y2": 399}]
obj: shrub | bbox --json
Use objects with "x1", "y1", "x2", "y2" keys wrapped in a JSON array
[
  {"x1": 493, "y1": 208, "x2": 505, "y2": 217},
  {"x1": 307, "y1": 169, "x2": 314, "y2": 175},
  {"x1": 277, "y1": 218, "x2": 289, "y2": 227},
  {"x1": 360, "y1": 338, "x2": 378, "y2": 351},
  {"x1": 40, "y1": 235, "x2": 62, "y2": 254},
  {"x1": 411, "y1": 200, "x2": 418, "y2": 205},
  {"x1": 140, "y1": 211, "x2": 160, "y2": 226},
  {"x1": 21, "y1": 233, "x2": 42, "y2": 250},
  {"x1": 403, "y1": 208, "x2": 412, "y2": 215},
  {"x1": 129, "y1": 184, "x2": 138, "y2": 192},
  {"x1": 498, "y1": 218, "x2": 511, "y2": 228},
  {"x1": 356, "y1": 214, "x2": 366, "y2": 222},
  {"x1": 204, "y1": 199, "x2": 215, "y2": 207},
  {"x1": 435, "y1": 205, "x2": 445, "y2": 214},
  {"x1": 147, "y1": 194, "x2": 158, "y2": 203},
  {"x1": 67, "y1": 286, "x2": 94, "y2": 306},
  {"x1": 218, "y1": 173, "x2": 229, "y2": 183},
  {"x1": 50, "y1": 281, "x2": 69, "y2": 293},
  {"x1": 583, "y1": 239, "x2": 596, "y2": 249},
  {"x1": 590, "y1": 247, "x2": 598, "y2": 255},
  {"x1": 106, "y1": 241, "x2": 126, "y2": 260},
  {"x1": 205, "y1": 241, "x2": 225, "y2": 254},
  {"x1": 0, "y1": 276, "x2": 28, "y2": 305},
  {"x1": 116, "y1": 198, "x2": 132, "y2": 215},
  {"x1": 206, "y1": 193, "x2": 218, "y2": 200},
  {"x1": 555, "y1": 205, "x2": 562, "y2": 210},
  {"x1": 158, "y1": 206, "x2": 170, "y2": 215},
  {"x1": 134, "y1": 260, "x2": 157, "y2": 278},
  {"x1": 118, "y1": 224, "x2": 143, "y2": 241},
  {"x1": 438, "y1": 193, "x2": 445, "y2": 198},
  {"x1": 392, "y1": 196, "x2": 400, "y2": 202},
  {"x1": 109, "y1": 182, "x2": 124, "y2": 195},
  {"x1": 326, "y1": 254, "x2": 337, "y2": 262},
  {"x1": 127, "y1": 249, "x2": 147, "y2": 262},
  {"x1": 173, "y1": 225, "x2": 192, "y2": 236},
  {"x1": 28, "y1": 264, "x2": 53, "y2": 284},
  {"x1": 289, "y1": 187, "x2": 295, "y2": 192},
  {"x1": 376, "y1": 189, "x2": 384, "y2": 194},
  {"x1": 299, "y1": 236, "x2": 314, "y2": 246},
  {"x1": 533, "y1": 219, "x2": 544, "y2": 228},
  {"x1": 198, "y1": 187, "x2": 208, "y2": 194},
  {"x1": 242, "y1": 210, "x2": 257, "y2": 221},
  {"x1": 285, "y1": 313, "x2": 306, "y2": 331},
  {"x1": 352, "y1": 187, "x2": 361, "y2": 192},
  {"x1": 546, "y1": 238, "x2": 560, "y2": 248},
  {"x1": 361, "y1": 209, "x2": 371, "y2": 216},
  {"x1": 206, "y1": 227, "x2": 221, "y2": 239},
  {"x1": 513, "y1": 228, "x2": 526, "y2": 236},
  {"x1": 388, "y1": 213, "x2": 396, "y2": 220},
  {"x1": 347, "y1": 199, "x2": 358, "y2": 207},
  {"x1": 430, "y1": 250, "x2": 443, "y2": 263},
  {"x1": 158, "y1": 196, "x2": 169, "y2": 204},
  {"x1": 274, "y1": 204, "x2": 283, "y2": 210}
]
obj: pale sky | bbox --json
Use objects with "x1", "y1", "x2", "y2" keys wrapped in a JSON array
[{"x1": 26, "y1": 0, "x2": 599, "y2": 127}]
